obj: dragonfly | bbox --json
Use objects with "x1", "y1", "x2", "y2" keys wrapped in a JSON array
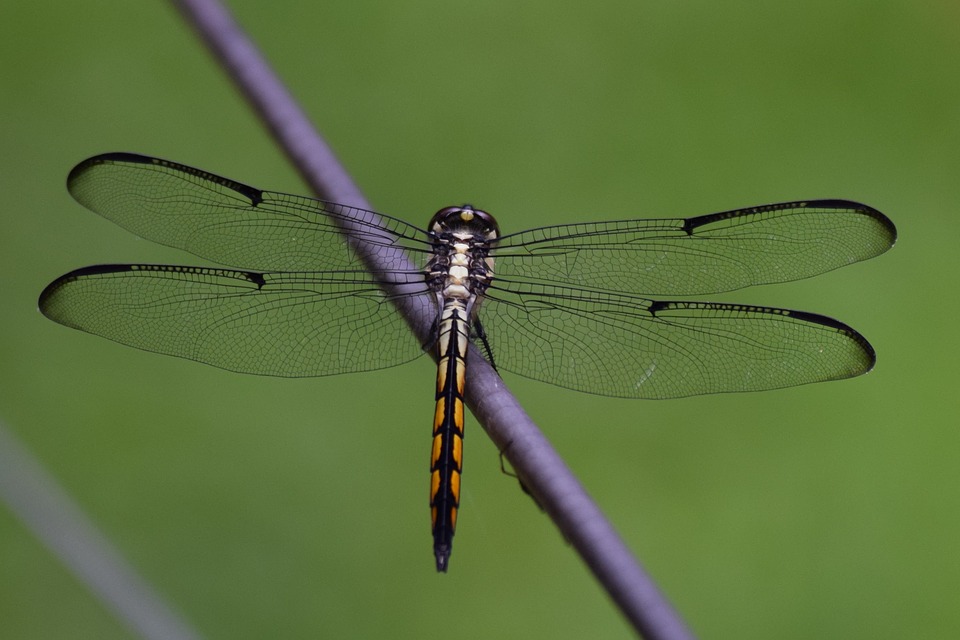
[{"x1": 39, "y1": 153, "x2": 897, "y2": 572}]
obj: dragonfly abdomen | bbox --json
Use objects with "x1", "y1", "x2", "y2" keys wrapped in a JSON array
[{"x1": 430, "y1": 299, "x2": 470, "y2": 573}]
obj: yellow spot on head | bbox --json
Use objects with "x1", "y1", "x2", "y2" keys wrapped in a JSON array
[{"x1": 460, "y1": 210, "x2": 474, "y2": 222}]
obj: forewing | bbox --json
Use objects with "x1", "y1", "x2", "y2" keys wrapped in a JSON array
[
  {"x1": 492, "y1": 200, "x2": 896, "y2": 296},
  {"x1": 67, "y1": 153, "x2": 431, "y2": 272}
]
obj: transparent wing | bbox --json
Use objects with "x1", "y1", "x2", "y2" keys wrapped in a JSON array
[
  {"x1": 39, "y1": 264, "x2": 433, "y2": 377},
  {"x1": 53, "y1": 154, "x2": 893, "y2": 395},
  {"x1": 67, "y1": 153, "x2": 433, "y2": 272},
  {"x1": 492, "y1": 200, "x2": 897, "y2": 296},
  {"x1": 478, "y1": 279, "x2": 875, "y2": 399}
]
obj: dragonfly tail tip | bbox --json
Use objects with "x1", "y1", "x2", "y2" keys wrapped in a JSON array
[{"x1": 435, "y1": 550, "x2": 450, "y2": 573}]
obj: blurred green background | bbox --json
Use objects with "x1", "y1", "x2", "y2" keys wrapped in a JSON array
[{"x1": 1, "y1": 1, "x2": 956, "y2": 638}]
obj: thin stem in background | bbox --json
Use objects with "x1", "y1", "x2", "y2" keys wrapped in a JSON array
[
  {"x1": 0, "y1": 422, "x2": 203, "y2": 640},
  {"x1": 172, "y1": 1, "x2": 695, "y2": 638}
]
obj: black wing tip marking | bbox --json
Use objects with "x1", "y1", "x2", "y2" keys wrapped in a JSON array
[
  {"x1": 67, "y1": 152, "x2": 146, "y2": 186},
  {"x1": 784, "y1": 307, "x2": 877, "y2": 370},
  {"x1": 684, "y1": 199, "x2": 897, "y2": 246},
  {"x1": 813, "y1": 199, "x2": 898, "y2": 246},
  {"x1": 42, "y1": 263, "x2": 268, "y2": 284},
  {"x1": 39, "y1": 264, "x2": 268, "y2": 313},
  {"x1": 647, "y1": 300, "x2": 877, "y2": 373},
  {"x1": 39, "y1": 264, "x2": 131, "y2": 313},
  {"x1": 68, "y1": 152, "x2": 265, "y2": 207}
]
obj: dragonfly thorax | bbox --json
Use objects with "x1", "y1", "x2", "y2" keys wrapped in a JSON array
[{"x1": 426, "y1": 205, "x2": 499, "y2": 302}]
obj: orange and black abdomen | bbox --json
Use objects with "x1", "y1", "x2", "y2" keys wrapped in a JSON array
[{"x1": 430, "y1": 300, "x2": 470, "y2": 572}]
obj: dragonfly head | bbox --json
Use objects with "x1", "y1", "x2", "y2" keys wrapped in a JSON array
[{"x1": 430, "y1": 205, "x2": 500, "y2": 241}]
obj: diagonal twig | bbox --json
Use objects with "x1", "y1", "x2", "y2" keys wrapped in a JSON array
[{"x1": 171, "y1": 1, "x2": 695, "y2": 637}]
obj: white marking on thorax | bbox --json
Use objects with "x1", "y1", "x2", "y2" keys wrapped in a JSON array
[{"x1": 441, "y1": 241, "x2": 479, "y2": 300}]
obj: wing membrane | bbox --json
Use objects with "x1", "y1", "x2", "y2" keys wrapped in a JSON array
[
  {"x1": 492, "y1": 200, "x2": 897, "y2": 296},
  {"x1": 67, "y1": 153, "x2": 432, "y2": 272},
  {"x1": 39, "y1": 264, "x2": 432, "y2": 376},
  {"x1": 479, "y1": 280, "x2": 875, "y2": 399},
  {"x1": 49, "y1": 154, "x2": 895, "y2": 395}
]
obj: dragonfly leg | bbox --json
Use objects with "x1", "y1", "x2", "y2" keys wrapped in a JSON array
[
  {"x1": 473, "y1": 317, "x2": 499, "y2": 373},
  {"x1": 498, "y1": 444, "x2": 542, "y2": 511}
]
